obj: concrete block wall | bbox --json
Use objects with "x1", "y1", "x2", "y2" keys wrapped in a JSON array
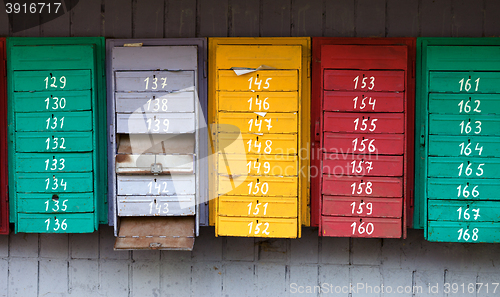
[
  {"x1": 2, "y1": 0, "x2": 500, "y2": 296},
  {"x1": 2, "y1": 227, "x2": 500, "y2": 296}
]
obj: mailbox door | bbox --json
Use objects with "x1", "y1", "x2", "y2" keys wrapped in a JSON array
[
  {"x1": 0, "y1": 38, "x2": 7, "y2": 235},
  {"x1": 209, "y1": 38, "x2": 311, "y2": 238},
  {"x1": 107, "y1": 39, "x2": 207, "y2": 250},
  {"x1": 7, "y1": 37, "x2": 107, "y2": 233},
  {"x1": 311, "y1": 38, "x2": 415, "y2": 238},
  {"x1": 417, "y1": 38, "x2": 500, "y2": 242}
]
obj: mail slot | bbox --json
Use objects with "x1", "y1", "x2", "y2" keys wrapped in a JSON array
[
  {"x1": 311, "y1": 38, "x2": 415, "y2": 238},
  {"x1": 7, "y1": 37, "x2": 107, "y2": 233},
  {"x1": 14, "y1": 91, "x2": 92, "y2": 112},
  {"x1": 322, "y1": 197, "x2": 403, "y2": 218},
  {"x1": 429, "y1": 94, "x2": 500, "y2": 114},
  {"x1": 0, "y1": 38, "x2": 7, "y2": 234},
  {"x1": 116, "y1": 113, "x2": 196, "y2": 134},
  {"x1": 415, "y1": 38, "x2": 500, "y2": 242},
  {"x1": 322, "y1": 217, "x2": 402, "y2": 238},
  {"x1": 209, "y1": 37, "x2": 311, "y2": 238},
  {"x1": 115, "y1": 71, "x2": 195, "y2": 92},
  {"x1": 15, "y1": 111, "x2": 93, "y2": 132},
  {"x1": 323, "y1": 113, "x2": 405, "y2": 133},
  {"x1": 13, "y1": 70, "x2": 92, "y2": 91},
  {"x1": 218, "y1": 113, "x2": 298, "y2": 134},
  {"x1": 322, "y1": 176, "x2": 403, "y2": 197},
  {"x1": 324, "y1": 70, "x2": 405, "y2": 92},
  {"x1": 15, "y1": 132, "x2": 94, "y2": 152},
  {"x1": 218, "y1": 154, "x2": 298, "y2": 176},
  {"x1": 116, "y1": 92, "x2": 195, "y2": 113},
  {"x1": 18, "y1": 193, "x2": 94, "y2": 213},
  {"x1": 107, "y1": 38, "x2": 208, "y2": 250}
]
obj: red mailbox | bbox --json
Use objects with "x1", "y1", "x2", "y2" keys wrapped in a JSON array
[
  {"x1": 0, "y1": 38, "x2": 7, "y2": 235},
  {"x1": 311, "y1": 38, "x2": 415, "y2": 238}
]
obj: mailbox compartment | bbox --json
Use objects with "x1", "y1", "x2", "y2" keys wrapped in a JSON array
[
  {"x1": 311, "y1": 38, "x2": 415, "y2": 238},
  {"x1": 416, "y1": 38, "x2": 500, "y2": 242},
  {"x1": 209, "y1": 37, "x2": 310, "y2": 238},
  {"x1": 107, "y1": 39, "x2": 208, "y2": 250},
  {"x1": 7, "y1": 37, "x2": 107, "y2": 233},
  {"x1": 0, "y1": 38, "x2": 7, "y2": 234},
  {"x1": 218, "y1": 92, "x2": 298, "y2": 112},
  {"x1": 218, "y1": 154, "x2": 298, "y2": 176},
  {"x1": 18, "y1": 193, "x2": 94, "y2": 213},
  {"x1": 324, "y1": 70, "x2": 405, "y2": 91}
]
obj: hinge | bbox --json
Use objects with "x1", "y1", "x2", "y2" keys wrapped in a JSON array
[
  {"x1": 109, "y1": 124, "x2": 114, "y2": 143},
  {"x1": 314, "y1": 120, "x2": 320, "y2": 142}
]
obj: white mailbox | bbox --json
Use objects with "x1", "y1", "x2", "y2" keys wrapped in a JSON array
[{"x1": 107, "y1": 39, "x2": 208, "y2": 250}]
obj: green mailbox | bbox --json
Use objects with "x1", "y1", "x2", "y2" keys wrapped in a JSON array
[
  {"x1": 416, "y1": 38, "x2": 500, "y2": 242},
  {"x1": 8, "y1": 37, "x2": 107, "y2": 233}
]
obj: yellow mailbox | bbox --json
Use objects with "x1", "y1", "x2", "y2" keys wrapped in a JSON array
[{"x1": 209, "y1": 38, "x2": 311, "y2": 238}]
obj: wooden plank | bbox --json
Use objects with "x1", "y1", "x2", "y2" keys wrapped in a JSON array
[
  {"x1": 452, "y1": 0, "x2": 483, "y2": 37},
  {"x1": 134, "y1": 0, "x2": 165, "y2": 38},
  {"x1": 291, "y1": 0, "x2": 322, "y2": 37},
  {"x1": 485, "y1": 0, "x2": 500, "y2": 36},
  {"x1": 230, "y1": 0, "x2": 259, "y2": 37},
  {"x1": 41, "y1": 0, "x2": 78, "y2": 36},
  {"x1": 198, "y1": 0, "x2": 228, "y2": 37},
  {"x1": 261, "y1": 0, "x2": 290, "y2": 37},
  {"x1": 71, "y1": 0, "x2": 102, "y2": 36},
  {"x1": 355, "y1": 0, "x2": 385, "y2": 37},
  {"x1": 324, "y1": 0, "x2": 354, "y2": 37},
  {"x1": 164, "y1": 0, "x2": 196, "y2": 37},
  {"x1": 41, "y1": 8, "x2": 70, "y2": 37},
  {"x1": 0, "y1": 7, "x2": 10, "y2": 35},
  {"x1": 420, "y1": 0, "x2": 452, "y2": 36},
  {"x1": 386, "y1": 0, "x2": 418, "y2": 37},
  {"x1": 11, "y1": 15, "x2": 41, "y2": 37},
  {"x1": 104, "y1": 0, "x2": 132, "y2": 38}
]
